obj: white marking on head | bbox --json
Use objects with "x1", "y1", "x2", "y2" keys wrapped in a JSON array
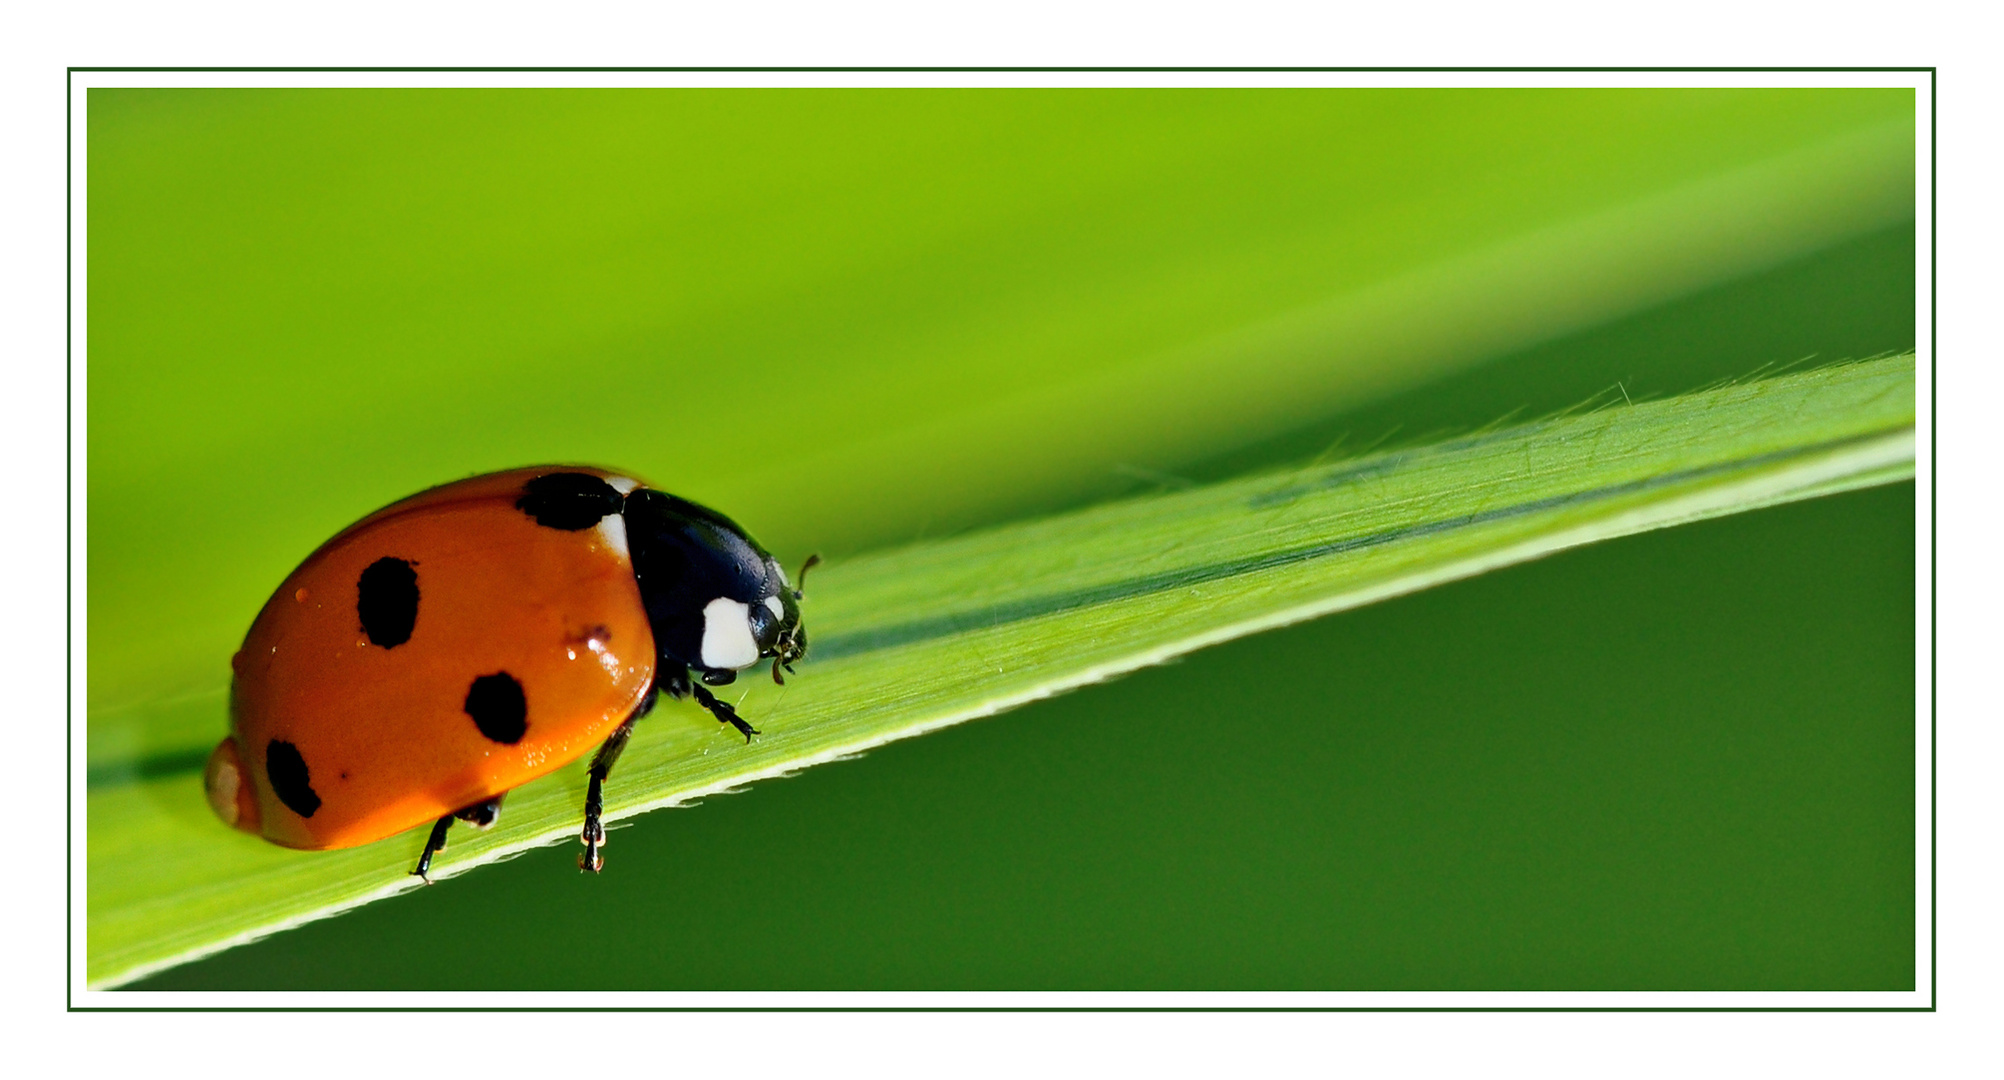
[
  {"x1": 596, "y1": 510, "x2": 630, "y2": 561},
  {"x1": 604, "y1": 475, "x2": 640, "y2": 495},
  {"x1": 700, "y1": 597, "x2": 760, "y2": 670},
  {"x1": 764, "y1": 595, "x2": 785, "y2": 619}
]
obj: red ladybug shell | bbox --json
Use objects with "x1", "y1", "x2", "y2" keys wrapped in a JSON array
[{"x1": 208, "y1": 466, "x2": 655, "y2": 850}]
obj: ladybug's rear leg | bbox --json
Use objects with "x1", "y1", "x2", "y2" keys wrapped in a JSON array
[
  {"x1": 455, "y1": 796, "x2": 504, "y2": 829},
  {"x1": 410, "y1": 816, "x2": 453, "y2": 883},
  {"x1": 579, "y1": 684, "x2": 657, "y2": 873},
  {"x1": 409, "y1": 796, "x2": 505, "y2": 883}
]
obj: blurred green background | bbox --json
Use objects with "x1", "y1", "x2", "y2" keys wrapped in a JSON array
[{"x1": 90, "y1": 87, "x2": 1916, "y2": 990}]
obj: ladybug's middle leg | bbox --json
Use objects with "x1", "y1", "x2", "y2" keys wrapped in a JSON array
[{"x1": 579, "y1": 684, "x2": 657, "y2": 873}]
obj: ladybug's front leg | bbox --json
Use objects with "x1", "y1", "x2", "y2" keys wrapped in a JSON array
[
  {"x1": 673, "y1": 663, "x2": 761, "y2": 743},
  {"x1": 691, "y1": 676, "x2": 760, "y2": 743}
]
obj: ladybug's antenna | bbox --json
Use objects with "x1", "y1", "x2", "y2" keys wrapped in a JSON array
[
  {"x1": 793, "y1": 553, "x2": 821, "y2": 599},
  {"x1": 772, "y1": 553, "x2": 819, "y2": 685}
]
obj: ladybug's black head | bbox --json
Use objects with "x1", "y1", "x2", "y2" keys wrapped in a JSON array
[{"x1": 756, "y1": 554, "x2": 817, "y2": 685}]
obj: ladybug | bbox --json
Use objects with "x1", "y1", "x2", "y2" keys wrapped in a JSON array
[{"x1": 203, "y1": 466, "x2": 815, "y2": 880}]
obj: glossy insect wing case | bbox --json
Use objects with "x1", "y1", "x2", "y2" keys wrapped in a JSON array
[{"x1": 224, "y1": 468, "x2": 657, "y2": 849}]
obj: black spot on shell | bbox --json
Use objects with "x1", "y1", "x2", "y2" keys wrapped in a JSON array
[
  {"x1": 517, "y1": 472, "x2": 626, "y2": 531},
  {"x1": 464, "y1": 672, "x2": 528, "y2": 745},
  {"x1": 266, "y1": 739, "x2": 321, "y2": 818},
  {"x1": 357, "y1": 556, "x2": 419, "y2": 647}
]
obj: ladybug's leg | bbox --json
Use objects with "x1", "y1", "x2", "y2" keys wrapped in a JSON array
[
  {"x1": 409, "y1": 796, "x2": 506, "y2": 883},
  {"x1": 410, "y1": 815, "x2": 454, "y2": 884},
  {"x1": 579, "y1": 686, "x2": 657, "y2": 873},
  {"x1": 662, "y1": 663, "x2": 760, "y2": 742},
  {"x1": 691, "y1": 683, "x2": 760, "y2": 743},
  {"x1": 455, "y1": 796, "x2": 503, "y2": 829},
  {"x1": 578, "y1": 721, "x2": 630, "y2": 874}
]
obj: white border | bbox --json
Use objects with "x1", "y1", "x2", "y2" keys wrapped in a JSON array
[
  {"x1": 69, "y1": 68, "x2": 1934, "y2": 1011},
  {"x1": 1908, "y1": 76, "x2": 1936, "y2": 1021},
  {"x1": 77, "y1": 69, "x2": 1927, "y2": 90}
]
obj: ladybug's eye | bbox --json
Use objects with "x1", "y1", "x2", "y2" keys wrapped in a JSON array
[{"x1": 747, "y1": 596, "x2": 783, "y2": 652}]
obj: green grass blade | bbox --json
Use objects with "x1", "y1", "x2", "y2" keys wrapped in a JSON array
[
  {"x1": 89, "y1": 353, "x2": 1914, "y2": 988},
  {"x1": 87, "y1": 92, "x2": 1917, "y2": 713}
]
